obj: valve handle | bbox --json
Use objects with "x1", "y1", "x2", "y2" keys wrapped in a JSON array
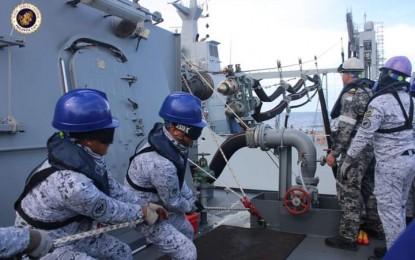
[{"x1": 283, "y1": 186, "x2": 311, "y2": 215}]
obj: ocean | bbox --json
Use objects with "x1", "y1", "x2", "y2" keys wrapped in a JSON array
[{"x1": 265, "y1": 111, "x2": 326, "y2": 132}]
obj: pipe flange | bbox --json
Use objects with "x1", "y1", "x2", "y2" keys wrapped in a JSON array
[
  {"x1": 245, "y1": 127, "x2": 257, "y2": 148},
  {"x1": 257, "y1": 124, "x2": 272, "y2": 151}
]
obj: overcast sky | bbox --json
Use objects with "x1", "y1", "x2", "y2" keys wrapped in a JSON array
[{"x1": 141, "y1": 0, "x2": 415, "y2": 111}]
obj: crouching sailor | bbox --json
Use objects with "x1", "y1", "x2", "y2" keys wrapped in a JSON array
[
  {"x1": 126, "y1": 92, "x2": 207, "y2": 260},
  {"x1": 14, "y1": 89, "x2": 167, "y2": 259}
]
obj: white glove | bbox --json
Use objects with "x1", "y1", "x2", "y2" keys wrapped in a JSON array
[
  {"x1": 340, "y1": 155, "x2": 353, "y2": 181},
  {"x1": 144, "y1": 203, "x2": 168, "y2": 225},
  {"x1": 27, "y1": 229, "x2": 53, "y2": 258}
]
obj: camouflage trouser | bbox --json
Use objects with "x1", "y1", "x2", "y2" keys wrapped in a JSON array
[
  {"x1": 360, "y1": 157, "x2": 383, "y2": 233},
  {"x1": 141, "y1": 212, "x2": 196, "y2": 260},
  {"x1": 375, "y1": 154, "x2": 415, "y2": 248},
  {"x1": 337, "y1": 146, "x2": 373, "y2": 241}
]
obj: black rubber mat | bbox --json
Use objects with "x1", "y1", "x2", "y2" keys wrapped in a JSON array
[{"x1": 159, "y1": 225, "x2": 306, "y2": 260}]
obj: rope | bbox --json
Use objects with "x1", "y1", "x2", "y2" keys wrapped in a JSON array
[
  {"x1": 181, "y1": 53, "x2": 248, "y2": 197},
  {"x1": 187, "y1": 159, "x2": 243, "y2": 200},
  {"x1": 204, "y1": 206, "x2": 248, "y2": 211},
  {"x1": 53, "y1": 219, "x2": 143, "y2": 246}
]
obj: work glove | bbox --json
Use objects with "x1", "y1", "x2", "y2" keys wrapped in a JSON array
[
  {"x1": 143, "y1": 203, "x2": 168, "y2": 225},
  {"x1": 26, "y1": 229, "x2": 54, "y2": 258},
  {"x1": 194, "y1": 200, "x2": 205, "y2": 213},
  {"x1": 340, "y1": 155, "x2": 354, "y2": 181}
]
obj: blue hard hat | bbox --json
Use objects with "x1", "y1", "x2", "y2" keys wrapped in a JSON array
[
  {"x1": 381, "y1": 56, "x2": 412, "y2": 77},
  {"x1": 52, "y1": 88, "x2": 119, "y2": 132},
  {"x1": 159, "y1": 92, "x2": 207, "y2": 128}
]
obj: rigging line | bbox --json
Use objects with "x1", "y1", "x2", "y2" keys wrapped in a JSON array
[
  {"x1": 187, "y1": 158, "x2": 243, "y2": 199},
  {"x1": 180, "y1": 54, "x2": 249, "y2": 130},
  {"x1": 53, "y1": 219, "x2": 143, "y2": 246},
  {"x1": 241, "y1": 39, "x2": 342, "y2": 73},
  {"x1": 181, "y1": 57, "x2": 226, "y2": 75},
  {"x1": 180, "y1": 69, "x2": 246, "y2": 197},
  {"x1": 181, "y1": 53, "x2": 284, "y2": 168},
  {"x1": 181, "y1": 53, "x2": 281, "y2": 195}
]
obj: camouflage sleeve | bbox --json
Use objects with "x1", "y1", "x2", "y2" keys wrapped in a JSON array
[
  {"x1": 151, "y1": 160, "x2": 194, "y2": 213},
  {"x1": 58, "y1": 171, "x2": 143, "y2": 223},
  {"x1": 108, "y1": 173, "x2": 142, "y2": 205},
  {"x1": 0, "y1": 227, "x2": 30, "y2": 257},
  {"x1": 330, "y1": 90, "x2": 364, "y2": 157},
  {"x1": 180, "y1": 181, "x2": 196, "y2": 203},
  {"x1": 347, "y1": 102, "x2": 382, "y2": 158}
]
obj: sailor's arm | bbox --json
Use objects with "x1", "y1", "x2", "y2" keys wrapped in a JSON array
[
  {"x1": 0, "y1": 227, "x2": 52, "y2": 258},
  {"x1": 108, "y1": 172, "x2": 141, "y2": 204},
  {"x1": 329, "y1": 91, "x2": 361, "y2": 158},
  {"x1": 154, "y1": 161, "x2": 194, "y2": 213},
  {"x1": 347, "y1": 103, "x2": 382, "y2": 158},
  {"x1": 59, "y1": 171, "x2": 144, "y2": 223}
]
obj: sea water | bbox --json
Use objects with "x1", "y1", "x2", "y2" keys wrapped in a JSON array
[{"x1": 265, "y1": 111, "x2": 325, "y2": 132}]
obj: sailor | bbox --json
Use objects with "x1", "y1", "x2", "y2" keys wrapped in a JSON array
[
  {"x1": 125, "y1": 92, "x2": 207, "y2": 260},
  {"x1": 14, "y1": 88, "x2": 167, "y2": 259},
  {"x1": 343, "y1": 56, "x2": 415, "y2": 258},
  {"x1": 0, "y1": 227, "x2": 53, "y2": 258},
  {"x1": 325, "y1": 57, "x2": 379, "y2": 251}
]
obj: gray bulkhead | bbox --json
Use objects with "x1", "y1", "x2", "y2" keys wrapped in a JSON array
[{"x1": 0, "y1": 0, "x2": 181, "y2": 226}]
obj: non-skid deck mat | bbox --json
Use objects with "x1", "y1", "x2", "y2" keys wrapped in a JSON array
[{"x1": 159, "y1": 225, "x2": 306, "y2": 260}]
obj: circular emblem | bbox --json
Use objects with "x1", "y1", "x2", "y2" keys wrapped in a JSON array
[
  {"x1": 11, "y1": 3, "x2": 42, "y2": 34},
  {"x1": 361, "y1": 118, "x2": 371, "y2": 129},
  {"x1": 92, "y1": 199, "x2": 108, "y2": 218}
]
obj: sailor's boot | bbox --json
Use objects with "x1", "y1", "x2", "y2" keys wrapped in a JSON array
[{"x1": 324, "y1": 235, "x2": 358, "y2": 251}]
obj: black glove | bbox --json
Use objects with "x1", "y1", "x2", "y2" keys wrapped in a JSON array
[{"x1": 194, "y1": 200, "x2": 205, "y2": 213}]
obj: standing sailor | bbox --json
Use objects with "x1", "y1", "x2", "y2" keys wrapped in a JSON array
[
  {"x1": 325, "y1": 57, "x2": 377, "y2": 251},
  {"x1": 344, "y1": 56, "x2": 415, "y2": 258},
  {"x1": 14, "y1": 88, "x2": 167, "y2": 259},
  {"x1": 126, "y1": 92, "x2": 207, "y2": 260}
]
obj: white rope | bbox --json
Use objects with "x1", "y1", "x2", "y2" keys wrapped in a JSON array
[
  {"x1": 204, "y1": 206, "x2": 248, "y2": 211},
  {"x1": 187, "y1": 158, "x2": 243, "y2": 200},
  {"x1": 53, "y1": 219, "x2": 143, "y2": 246},
  {"x1": 181, "y1": 54, "x2": 248, "y2": 197}
]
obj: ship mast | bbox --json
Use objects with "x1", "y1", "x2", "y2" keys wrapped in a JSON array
[{"x1": 172, "y1": 0, "x2": 203, "y2": 60}]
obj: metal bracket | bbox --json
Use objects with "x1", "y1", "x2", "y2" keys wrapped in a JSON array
[
  {"x1": 66, "y1": 0, "x2": 81, "y2": 7},
  {"x1": 127, "y1": 98, "x2": 138, "y2": 110},
  {"x1": 121, "y1": 75, "x2": 138, "y2": 86},
  {"x1": 0, "y1": 36, "x2": 25, "y2": 49},
  {"x1": 0, "y1": 116, "x2": 25, "y2": 134}
]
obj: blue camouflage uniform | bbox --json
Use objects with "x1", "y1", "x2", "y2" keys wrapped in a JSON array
[
  {"x1": 0, "y1": 227, "x2": 31, "y2": 258},
  {"x1": 15, "y1": 135, "x2": 145, "y2": 260},
  {"x1": 126, "y1": 123, "x2": 197, "y2": 260},
  {"x1": 347, "y1": 89, "x2": 415, "y2": 248}
]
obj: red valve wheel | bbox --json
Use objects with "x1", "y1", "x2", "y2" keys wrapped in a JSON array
[{"x1": 283, "y1": 186, "x2": 311, "y2": 215}]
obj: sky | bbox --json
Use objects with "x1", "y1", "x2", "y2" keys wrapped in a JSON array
[{"x1": 140, "y1": 0, "x2": 415, "y2": 111}]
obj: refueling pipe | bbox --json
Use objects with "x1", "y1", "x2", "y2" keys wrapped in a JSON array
[{"x1": 209, "y1": 124, "x2": 317, "y2": 197}]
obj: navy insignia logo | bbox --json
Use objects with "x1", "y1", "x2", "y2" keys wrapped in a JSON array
[
  {"x1": 361, "y1": 118, "x2": 371, "y2": 129},
  {"x1": 11, "y1": 3, "x2": 42, "y2": 34},
  {"x1": 92, "y1": 199, "x2": 107, "y2": 218}
]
